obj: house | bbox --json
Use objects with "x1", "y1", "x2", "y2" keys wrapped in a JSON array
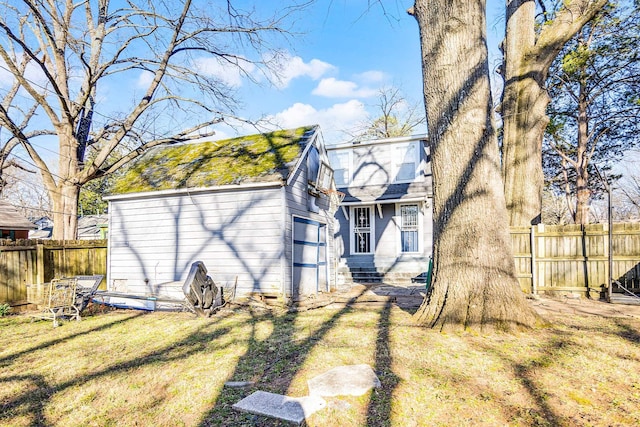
[
  {"x1": 105, "y1": 125, "x2": 338, "y2": 303},
  {"x1": 327, "y1": 134, "x2": 433, "y2": 285},
  {"x1": 0, "y1": 200, "x2": 36, "y2": 240},
  {"x1": 28, "y1": 215, "x2": 108, "y2": 240},
  {"x1": 77, "y1": 215, "x2": 108, "y2": 240}
]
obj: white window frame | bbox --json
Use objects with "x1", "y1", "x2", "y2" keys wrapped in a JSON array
[
  {"x1": 350, "y1": 205, "x2": 375, "y2": 255},
  {"x1": 329, "y1": 150, "x2": 351, "y2": 187},
  {"x1": 393, "y1": 142, "x2": 420, "y2": 183},
  {"x1": 395, "y1": 202, "x2": 423, "y2": 254}
]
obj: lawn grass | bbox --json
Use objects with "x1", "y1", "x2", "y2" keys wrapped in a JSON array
[{"x1": 1, "y1": 301, "x2": 639, "y2": 426}]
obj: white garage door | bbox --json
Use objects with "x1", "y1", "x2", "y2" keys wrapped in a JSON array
[{"x1": 293, "y1": 217, "x2": 327, "y2": 298}]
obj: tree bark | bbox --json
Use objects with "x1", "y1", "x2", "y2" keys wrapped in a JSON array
[
  {"x1": 501, "y1": 0, "x2": 608, "y2": 227},
  {"x1": 410, "y1": 0, "x2": 540, "y2": 332},
  {"x1": 51, "y1": 183, "x2": 80, "y2": 240},
  {"x1": 501, "y1": 0, "x2": 546, "y2": 226},
  {"x1": 574, "y1": 78, "x2": 591, "y2": 224}
]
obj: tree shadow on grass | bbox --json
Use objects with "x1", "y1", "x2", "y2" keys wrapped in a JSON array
[
  {"x1": 366, "y1": 299, "x2": 401, "y2": 427},
  {"x1": 0, "y1": 373, "x2": 50, "y2": 427},
  {"x1": 471, "y1": 332, "x2": 579, "y2": 426},
  {"x1": 0, "y1": 312, "x2": 237, "y2": 426},
  {"x1": 199, "y1": 289, "x2": 372, "y2": 426},
  {"x1": 613, "y1": 318, "x2": 640, "y2": 345},
  {"x1": 0, "y1": 311, "x2": 145, "y2": 368}
]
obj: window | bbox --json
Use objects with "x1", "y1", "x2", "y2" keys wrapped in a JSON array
[
  {"x1": 329, "y1": 151, "x2": 350, "y2": 186},
  {"x1": 400, "y1": 204, "x2": 419, "y2": 252},
  {"x1": 394, "y1": 143, "x2": 419, "y2": 182},
  {"x1": 352, "y1": 206, "x2": 372, "y2": 254}
]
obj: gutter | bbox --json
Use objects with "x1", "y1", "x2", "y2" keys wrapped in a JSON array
[
  {"x1": 339, "y1": 196, "x2": 430, "y2": 206},
  {"x1": 326, "y1": 133, "x2": 428, "y2": 151},
  {"x1": 104, "y1": 181, "x2": 284, "y2": 201}
]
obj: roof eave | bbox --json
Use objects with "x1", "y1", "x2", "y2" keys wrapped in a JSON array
[{"x1": 105, "y1": 180, "x2": 284, "y2": 201}]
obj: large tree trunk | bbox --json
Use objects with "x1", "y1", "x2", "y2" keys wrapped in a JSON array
[
  {"x1": 50, "y1": 183, "x2": 80, "y2": 240},
  {"x1": 410, "y1": 0, "x2": 540, "y2": 332},
  {"x1": 501, "y1": 0, "x2": 546, "y2": 226},
  {"x1": 501, "y1": 0, "x2": 608, "y2": 227}
]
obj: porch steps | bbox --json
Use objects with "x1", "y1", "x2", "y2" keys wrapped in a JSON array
[{"x1": 339, "y1": 268, "x2": 427, "y2": 287}]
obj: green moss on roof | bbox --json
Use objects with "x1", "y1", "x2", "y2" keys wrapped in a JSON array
[{"x1": 111, "y1": 126, "x2": 315, "y2": 194}]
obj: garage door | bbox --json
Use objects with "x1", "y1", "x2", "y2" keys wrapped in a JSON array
[{"x1": 293, "y1": 217, "x2": 327, "y2": 298}]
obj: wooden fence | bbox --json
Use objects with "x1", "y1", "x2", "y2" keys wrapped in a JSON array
[
  {"x1": 511, "y1": 223, "x2": 640, "y2": 298},
  {"x1": 3, "y1": 224, "x2": 640, "y2": 305},
  {"x1": 0, "y1": 239, "x2": 107, "y2": 307}
]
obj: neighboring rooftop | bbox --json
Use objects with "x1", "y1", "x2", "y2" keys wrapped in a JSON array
[
  {"x1": 78, "y1": 214, "x2": 108, "y2": 240},
  {"x1": 0, "y1": 200, "x2": 37, "y2": 230},
  {"x1": 110, "y1": 126, "x2": 318, "y2": 195}
]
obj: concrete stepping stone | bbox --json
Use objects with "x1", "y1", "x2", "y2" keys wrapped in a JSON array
[
  {"x1": 307, "y1": 364, "x2": 381, "y2": 397},
  {"x1": 232, "y1": 390, "x2": 326, "y2": 425}
]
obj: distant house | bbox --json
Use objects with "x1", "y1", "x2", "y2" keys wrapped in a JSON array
[
  {"x1": 327, "y1": 134, "x2": 433, "y2": 285},
  {"x1": 28, "y1": 215, "x2": 108, "y2": 240},
  {"x1": 105, "y1": 125, "x2": 338, "y2": 302},
  {"x1": 77, "y1": 215, "x2": 108, "y2": 240},
  {"x1": 0, "y1": 200, "x2": 37, "y2": 240}
]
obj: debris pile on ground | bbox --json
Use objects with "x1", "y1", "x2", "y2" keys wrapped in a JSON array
[{"x1": 232, "y1": 364, "x2": 381, "y2": 425}]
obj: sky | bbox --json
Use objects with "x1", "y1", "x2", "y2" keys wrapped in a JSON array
[
  {"x1": 0, "y1": 0, "x2": 507, "y2": 167},
  {"x1": 207, "y1": 0, "x2": 506, "y2": 146}
]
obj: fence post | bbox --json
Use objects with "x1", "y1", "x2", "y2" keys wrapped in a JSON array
[
  {"x1": 36, "y1": 243, "x2": 45, "y2": 284},
  {"x1": 531, "y1": 225, "x2": 537, "y2": 295}
]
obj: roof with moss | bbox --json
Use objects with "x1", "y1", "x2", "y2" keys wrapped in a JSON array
[{"x1": 110, "y1": 125, "x2": 318, "y2": 195}]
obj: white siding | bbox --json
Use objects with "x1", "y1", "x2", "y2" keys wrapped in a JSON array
[
  {"x1": 351, "y1": 145, "x2": 392, "y2": 187},
  {"x1": 108, "y1": 186, "x2": 285, "y2": 297}
]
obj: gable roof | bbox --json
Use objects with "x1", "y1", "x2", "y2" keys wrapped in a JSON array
[
  {"x1": 110, "y1": 125, "x2": 318, "y2": 195},
  {"x1": 0, "y1": 200, "x2": 37, "y2": 230}
]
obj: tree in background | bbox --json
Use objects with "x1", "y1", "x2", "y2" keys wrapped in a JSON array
[
  {"x1": 0, "y1": 165, "x2": 51, "y2": 220},
  {"x1": 352, "y1": 86, "x2": 426, "y2": 140},
  {"x1": 544, "y1": 2, "x2": 640, "y2": 224},
  {"x1": 617, "y1": 165, "x2": 640, "y2": 219},
  {"x1": 501, "y1": 0, "x2": 608, "y2": 227},
  {"x1": 541, "y1": 188, "x2": 573, "y2": 224},
  {"x1": 0, "y1": 0, "x2": 305, "y2": 239},
  {"x1": 409, "y1": 0, "x2": 540, "y2": 331}
]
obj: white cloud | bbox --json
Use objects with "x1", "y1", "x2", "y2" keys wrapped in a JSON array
[
  {"x1": 270, "y1": 55, "x2": 335, "y2": 88},
  {"x1": 355, "y1": 70, "x2": 387, "y2": 84},
  {"x1": 193, "y1": 57, "x2": 255, "y2": 88},
  {"x1": 208, "y1": 100, "x2": 371, "y2": 146},
  {"x1": 312, "y1": 77, "x2": 378, "y2": 99},
  {"x1": 0, "y1": 61, "x2": 14, "y2": 87},
  {"x1": 269, "y1": 100, "x2": 369, "y2": 145},
  {"x1": 0, "y1": 56, "x2": 48, "y2": 89},
  {"x1": 136, "y1": 70, "x2": 154, "y2": 88}
]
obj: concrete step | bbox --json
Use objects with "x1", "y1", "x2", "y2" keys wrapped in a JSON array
[
  {"x1": 610, "y1": 293, "x2": 640, "y2": 305},
  {"x1": 338, "y1": 269, "x2": 427, "y2": 286}
]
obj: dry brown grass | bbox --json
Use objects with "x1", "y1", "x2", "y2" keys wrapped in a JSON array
[{"x1": 1, "y1": 300, "x2": 639, "y2": 426}]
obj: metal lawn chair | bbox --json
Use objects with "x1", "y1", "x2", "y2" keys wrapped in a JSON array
[
  {"x1": 29, "y1": 278, "x2": 81, "y2": 327},
  {"x1": 72, "y1": 275, "x2": 104, "y2": 312}
]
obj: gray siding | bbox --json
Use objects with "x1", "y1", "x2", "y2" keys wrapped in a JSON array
[
  {"x1": 328, "y1": 136, "x2": 433, "y2": 284},
  {"x1": 108, "y1": 187, "x2": 285, "y2": 297},
  {"x1": 283, "y1": 149, "x2": 337, "y2": 296},
  {"x1": 334, "y1": 201, "x2": 433, "y2": 279}
]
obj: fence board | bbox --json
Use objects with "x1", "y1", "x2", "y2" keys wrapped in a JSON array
[
  {"x1": 0, "y1": 239, "x2": 107, "y2": 306},
  {"x1": 510, "y1": 223, "x2": 640, "y2": 298}
]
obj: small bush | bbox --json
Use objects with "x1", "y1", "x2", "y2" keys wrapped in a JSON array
[{"x1": 0, "y1": 303, "x2": 10, "y2": 317}]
